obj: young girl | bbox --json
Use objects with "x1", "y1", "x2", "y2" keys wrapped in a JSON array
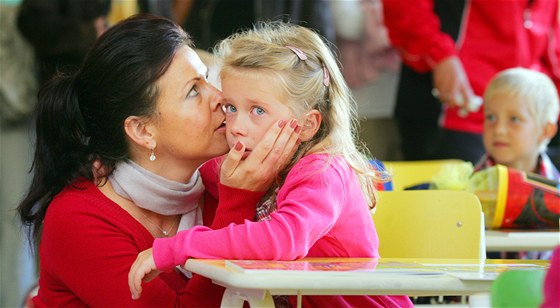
[{"x1": 129, "y1": 21, "x2": 413, "y2": 307}]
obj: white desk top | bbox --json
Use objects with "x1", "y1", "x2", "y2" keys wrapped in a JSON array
[
  {"x1": 486, "y1": 230, "x2": 559, "y2": 251},
  {"x1": 185, "y1": 257, "x2": 549, "y2": 297}
]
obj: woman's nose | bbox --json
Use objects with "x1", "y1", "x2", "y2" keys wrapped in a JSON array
[{"x1": 208, "y1": 85, "x2": 224, "y2": 111}]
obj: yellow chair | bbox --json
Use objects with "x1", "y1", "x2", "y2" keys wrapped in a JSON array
[
  {"x1": 384, "y1": 159, "x2": 464, "y2": 191},
  {"x1": 373, "y1": 190, "x2": 486, "y2": 259}
]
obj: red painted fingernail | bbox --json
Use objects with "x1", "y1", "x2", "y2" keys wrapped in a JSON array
[
  {"x1": 294, "y1": 125, "x2": 301, "y2": 133},
  {"x1": 234, "y1": 141, "x2": 243, "y2": 151},
  {"x1": 290, "y1": 119, "x2": 297, "y2": 128},
  {"x1": 278, "y1": 120, "x2": 286, "y2": 128}
]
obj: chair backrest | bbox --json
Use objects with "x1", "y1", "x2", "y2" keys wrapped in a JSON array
[
  {"x1": 491, "y1": 269, "x2": 546, "y2": 308},
  {"x1": 373, "y1": 190, "x2": 485, "y2": 259},
  {"x1": 383, "y1": 159, "x2": 464, "y2": 191}
]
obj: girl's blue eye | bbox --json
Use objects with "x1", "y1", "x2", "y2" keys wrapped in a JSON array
[
  {"x1": 224, "y1": 104, "x2": 237, "y2": 113},
  {"x1": 510, "y1": 116, "x2": 521, "y2": 123},
  {"x1": 485, "y1": 114, "x2": 496, "y2": 122},
  {"x1": 252, "y1": 107, "x2": 266, "y2": 116}
]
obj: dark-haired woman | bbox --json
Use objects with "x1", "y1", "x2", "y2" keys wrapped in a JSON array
[{"x1": 18, "y1": 14, "x2": 299, "y2": 306}]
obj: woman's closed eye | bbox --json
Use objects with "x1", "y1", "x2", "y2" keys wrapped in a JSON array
[{"x1": 186, "y1": 85, "x2": 199, "y2": 98}]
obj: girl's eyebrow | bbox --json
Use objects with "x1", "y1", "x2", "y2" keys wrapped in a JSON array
[{"x1": 246, "y1": 97, "x2": 272, "y2": 108}]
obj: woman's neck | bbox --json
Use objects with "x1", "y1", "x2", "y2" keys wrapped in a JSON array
[{"x1": 132, "y1": 158, "x2": 199, "y2": 184}]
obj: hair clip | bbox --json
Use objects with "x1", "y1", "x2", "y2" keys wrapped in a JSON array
[
  {"x1": 286, "y1": 46, "x2": 307, "y2": 60},
  {"x1": 322, "y1": 63, "x2": 330, "y2": 87}
]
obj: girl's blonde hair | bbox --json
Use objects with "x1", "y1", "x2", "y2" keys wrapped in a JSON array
[
  {"x1": 214, "y1": 21, "x2": 388, "y2": 208},
  {"x1": 484, "y1": 67, "x2": 559, "y2": 151}
]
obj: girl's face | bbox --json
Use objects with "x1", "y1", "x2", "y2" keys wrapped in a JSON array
[
  {"x1": 482, "y1": 93, "x2": 546, "y2": 172},
  {"x1": 149, "y1": 46, "x2": 228, "y2": 178},
  {"x1": 222, "y1": 70, "x2": 295, "y2": 158}
]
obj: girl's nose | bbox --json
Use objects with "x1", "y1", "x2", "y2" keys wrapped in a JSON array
[{"x1": 228, "y1": 116, "x2": 247, "y2": 137}]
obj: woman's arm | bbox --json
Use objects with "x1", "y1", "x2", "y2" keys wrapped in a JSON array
[{"x1": 40, "y1": 194, "x2": 194, "y2": 306}]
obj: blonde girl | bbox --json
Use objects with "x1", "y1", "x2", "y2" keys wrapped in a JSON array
[{"x1": 130, "y1": 21, "x2": 412, "y2": 308}]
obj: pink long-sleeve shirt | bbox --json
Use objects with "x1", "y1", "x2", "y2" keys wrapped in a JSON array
[{"x1": 154, "y1": 153, "x2": 413, "y2": 307}]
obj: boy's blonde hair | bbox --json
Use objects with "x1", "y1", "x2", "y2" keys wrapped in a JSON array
[
  {"x1": 484, "y1": 67, "x2": 559, "y2": 151},
  {"x1": 214, "y1": 21, "x2": 387, "y2": 208}
]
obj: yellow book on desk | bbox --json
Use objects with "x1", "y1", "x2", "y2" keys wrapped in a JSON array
[
  {"x1": 225, "y1": 259, "x2": 445, "y2": 276},
  {"x1": 224, "y1": 258, "x2": 548, "y2": 281}
]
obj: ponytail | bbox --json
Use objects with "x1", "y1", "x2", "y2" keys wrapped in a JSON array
[{"x1": 19, "y1": 73, "x2": 93, "y2": 247}]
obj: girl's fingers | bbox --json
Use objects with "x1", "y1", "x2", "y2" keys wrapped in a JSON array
[
  {"x1": 220, "y1": 140, "x2": 245, "y2": 178},
  {"x1": 261, "y1": 119, "x2": 301, "y2": 171},
  {"x1": 246, "y1": 119, "x2": 289, "y2": 164},
  {"x1": 219, "y1": 118, "x2": 300, "y2": 191}
]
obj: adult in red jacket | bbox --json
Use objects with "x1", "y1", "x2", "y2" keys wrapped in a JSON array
[
  {"x1": 17, "y1": 15, "x2": 299, "y2": 306},
  {"x1": 383, "y1": 0, "x2": 560, "y2": 163}
]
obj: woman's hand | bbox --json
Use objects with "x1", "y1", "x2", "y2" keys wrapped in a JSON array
[
  {"x1": 128, "y1": 248, "x2": 161, "y2": 300},
  {"x1": 220, "y1": 118, "x2": 301, "y2": 191}
]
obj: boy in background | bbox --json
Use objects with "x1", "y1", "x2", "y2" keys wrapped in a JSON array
[
  {"x1": 476, "y1": 67, "x2": 559, "y2": 181},
  {"x1": 476, "y1": 67, "x2": 559, "y2": 260}
]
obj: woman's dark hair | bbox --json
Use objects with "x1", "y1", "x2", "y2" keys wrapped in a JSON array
[{"x1": 18, "y1": 14, "x2": 192, "y2": 247}]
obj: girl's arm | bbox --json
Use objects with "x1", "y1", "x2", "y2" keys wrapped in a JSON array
[{"x1": 154, "y1": 159, "x2": 345, "y2": 269}]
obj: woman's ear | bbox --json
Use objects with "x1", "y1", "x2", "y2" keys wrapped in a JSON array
[
  {"x1": 123, "y1": 116, "x2": 156, "y2": 150},
  {"x1": 300, "y1": 110, "x2": 322, "y2": 141}
]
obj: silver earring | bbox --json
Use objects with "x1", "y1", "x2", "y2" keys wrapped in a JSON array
[{"x1": 149, "y1": 148, "x2": 156, "y2": 161}]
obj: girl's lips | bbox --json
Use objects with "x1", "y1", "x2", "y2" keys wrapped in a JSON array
[
  {"x1": 241, "y1": 150, "x2": 252, "y2": 159},
  {"x1": 493, "y1": 142, "x2": 508, "y2": 147}
]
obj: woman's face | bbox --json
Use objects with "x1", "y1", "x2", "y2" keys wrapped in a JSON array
[{"x1": 148, "y1": 46, "x2": 228, "y2": 179}]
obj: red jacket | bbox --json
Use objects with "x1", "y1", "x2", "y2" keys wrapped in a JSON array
[
  {"x1": 33, "y1": 174, "x2": 261, "y2": 307},
  {"x1": 383, "y1": 0, "x2": 560, "y2": 133}
]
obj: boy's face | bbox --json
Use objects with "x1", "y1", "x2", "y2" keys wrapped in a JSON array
[
  {"x1": 221, "y1": 70, "x2": 295, "y2": 158},
  {"x1": 482, "y1": 93, "x2": 546, "y2": 171}
]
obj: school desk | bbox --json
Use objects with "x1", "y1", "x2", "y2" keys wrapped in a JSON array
[
  {"x1": 486, "y1": 229, "x2": 560, "y2": 251},
  {"x1": 184, "y1": 257, "x2": 549, "y2": 308}
]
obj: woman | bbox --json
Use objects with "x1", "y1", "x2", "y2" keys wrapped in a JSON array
[{"x1": 18, "y1": 14, "x2": 299, "y2": 306}]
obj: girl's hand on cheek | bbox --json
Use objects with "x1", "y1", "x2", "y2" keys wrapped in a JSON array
[{"x1": 220, "y1": 119, "x2": 301, "y2": 191}]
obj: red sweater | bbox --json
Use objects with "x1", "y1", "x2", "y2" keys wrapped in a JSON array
[
  {"x1": 33, "y1": 170, "x2": 262, "y2": 307},
  {"x1": 383, "y1": 0, "x2": 560, "y2": 133}
]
